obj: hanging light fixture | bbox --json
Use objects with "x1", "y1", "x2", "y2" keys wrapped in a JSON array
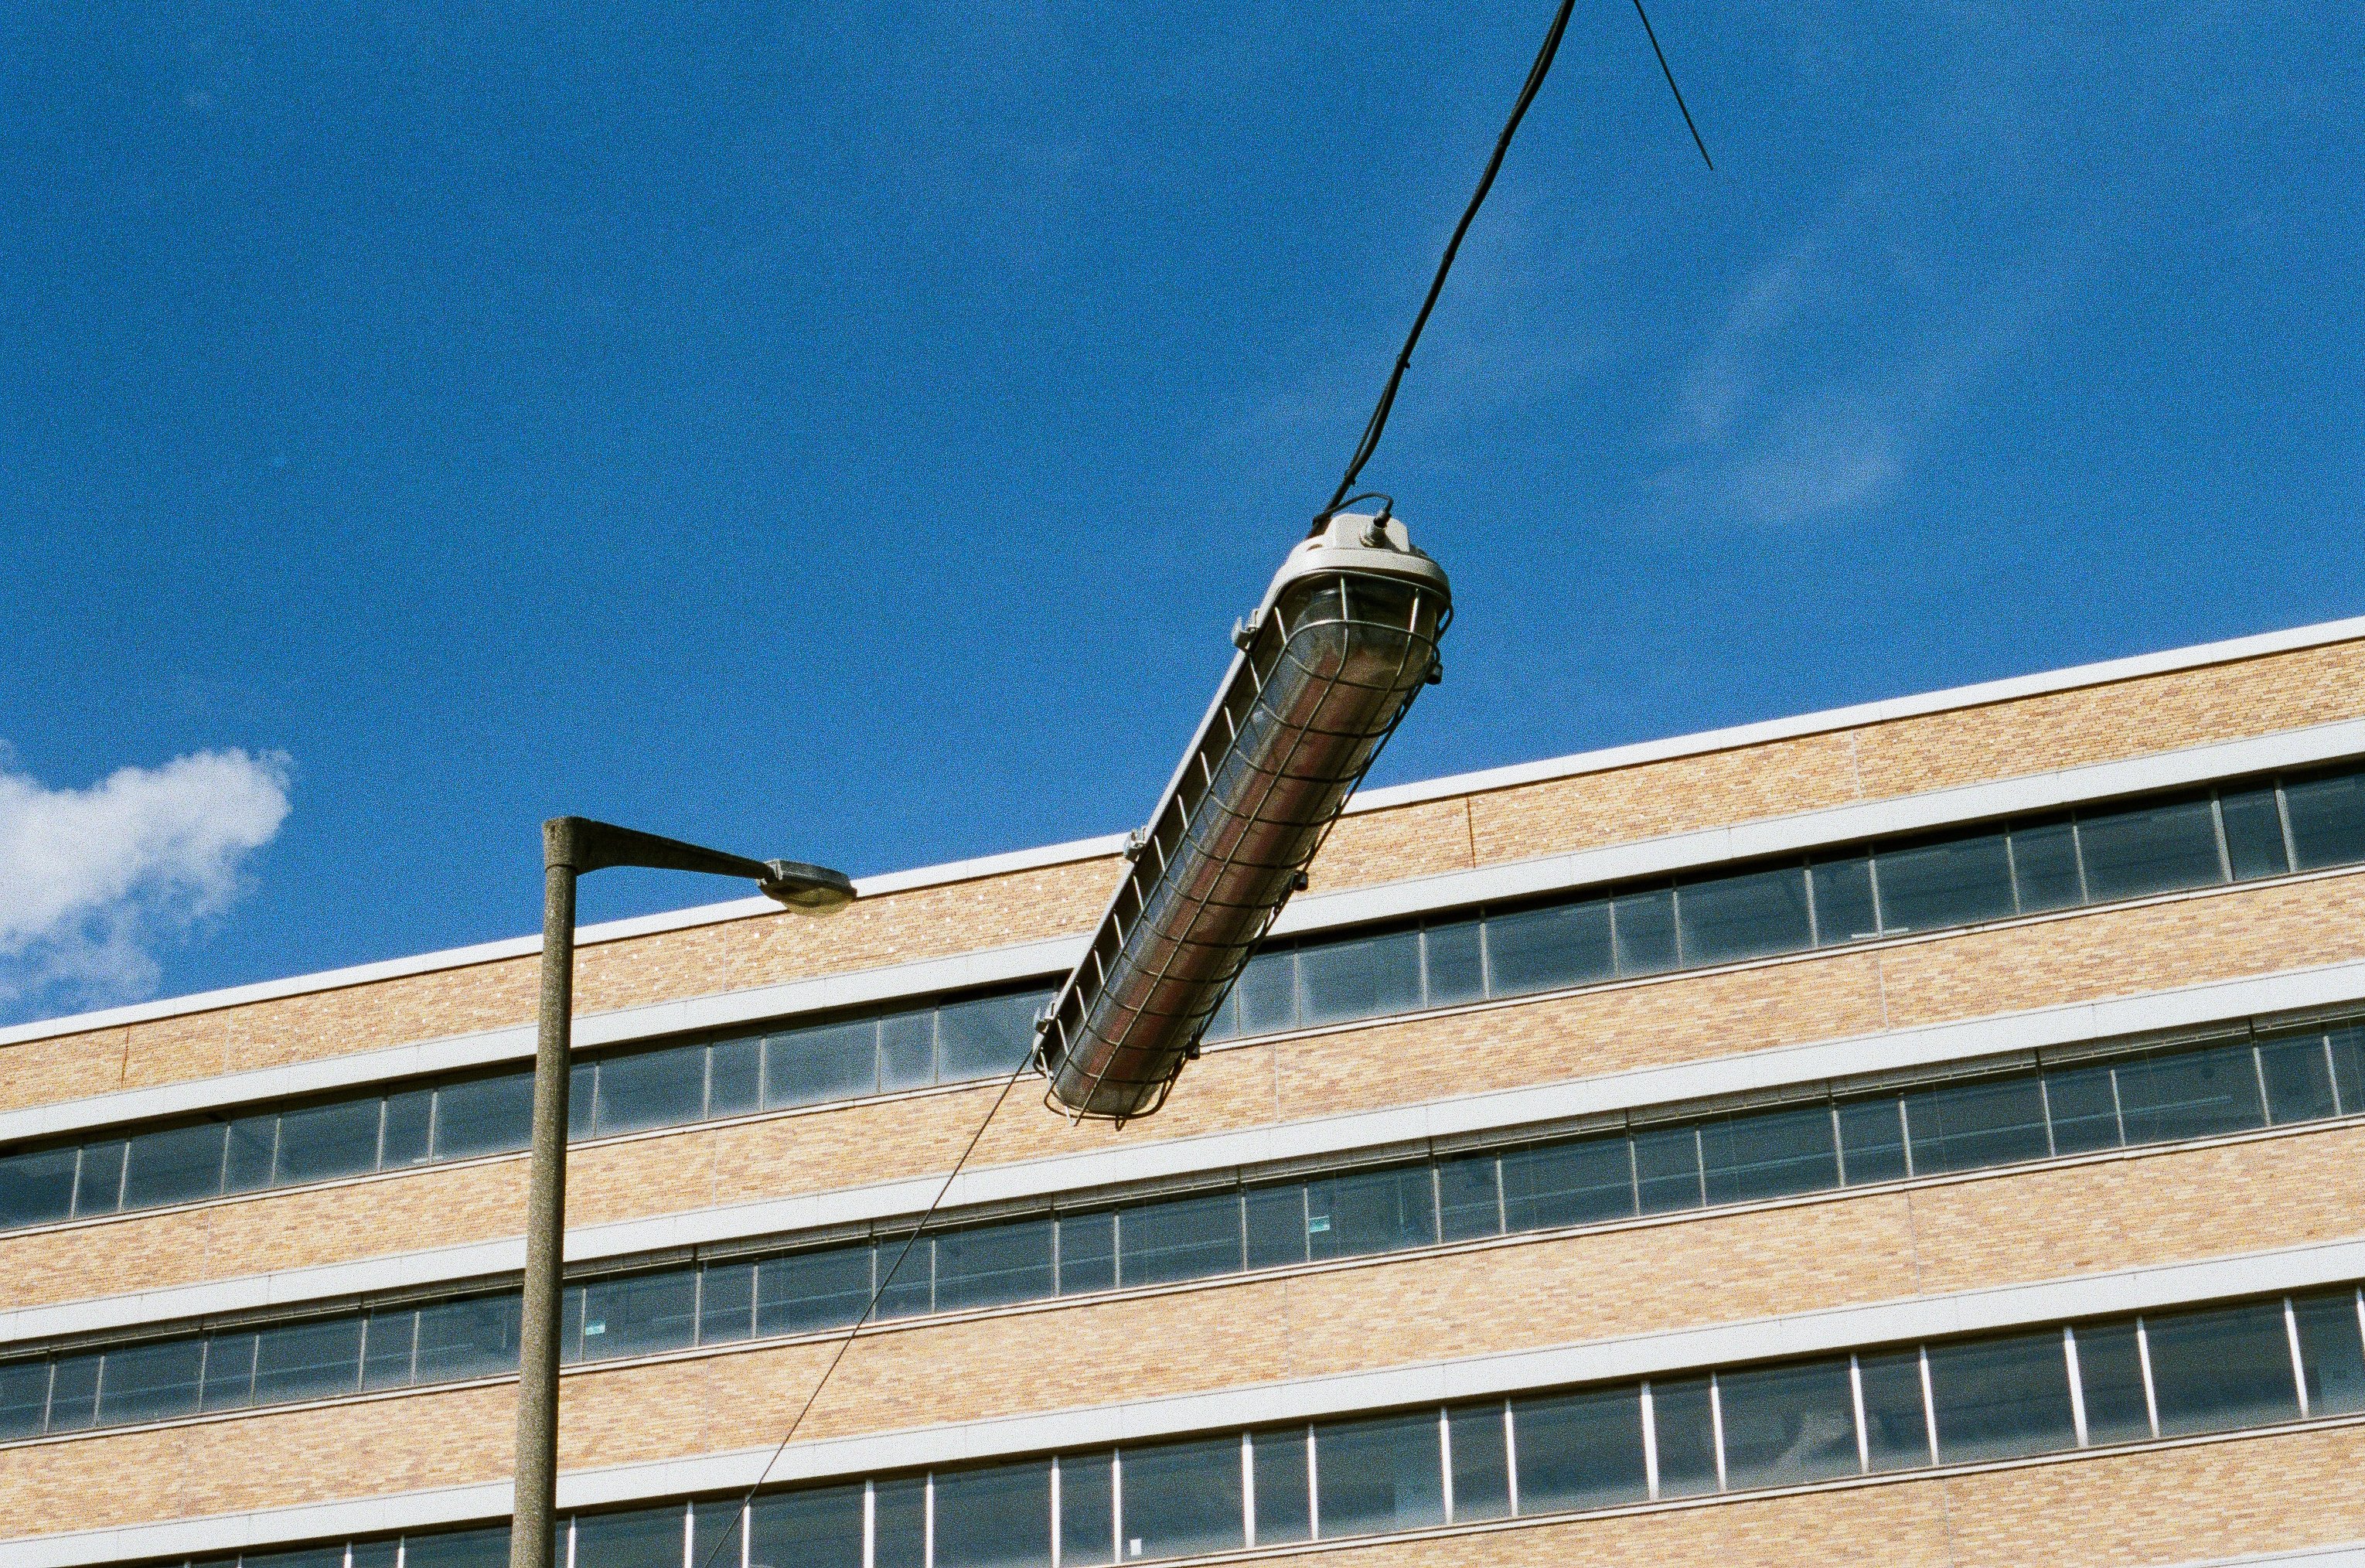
[{"x1": 1038, "y1": 510, "x2": 1450, "y2": 1123}]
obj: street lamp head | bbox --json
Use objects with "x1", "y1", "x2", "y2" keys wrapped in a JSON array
[{"x1": 760, "y1": 858, "x2": 858, "y2": 915}]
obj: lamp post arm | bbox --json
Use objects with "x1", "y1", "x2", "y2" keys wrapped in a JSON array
[{"x1": 545, "y1": 815, "x2": 780, "y2": 882}]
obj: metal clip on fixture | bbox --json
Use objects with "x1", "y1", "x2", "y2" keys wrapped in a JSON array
[{"x1": 1038, "y1": 513, "x2": 1451, "y2": 1124}]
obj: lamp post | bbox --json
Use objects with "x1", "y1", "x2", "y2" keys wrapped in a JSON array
[{"x1": 511, "y1": 816, "x2": 856, "y2": 1568}]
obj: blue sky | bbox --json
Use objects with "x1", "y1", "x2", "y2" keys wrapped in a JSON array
[{"x1": 2, "y1": 0, "x2": 2359, "y2": 1024}]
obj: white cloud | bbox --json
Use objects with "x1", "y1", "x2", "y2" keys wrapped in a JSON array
[{"x1": 0, "y1": 747, "x2": 294, "y2": 1015}]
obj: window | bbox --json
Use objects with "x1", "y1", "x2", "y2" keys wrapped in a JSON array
[
  {"x1": 1312, "y1": 1410, "x2": 1443, "y2": 1538},
  {"x1": 574, "y1": 1270, "x2": 699, "y2": 1362},
  {"x1": 1714, "y1": 1357, "x2": 1858, "y2": 1489},
  {"x1": 1631, "y1": 1123, "x2": 1702, "y2": 1214},
  {"x1": 1835, "y1": 1096, "x2": 1907, "y2": 1185},
  {"x1": 120, "y1": 1121, "x2": 227, "y2": 1210},
  {"x1": 1856, "y1": 1349, "x2": 1930, "y2": 1470},
  {"x1": 2258, "y1": 1031, "x2": 2338, "y2": 1123},
  {"x1": 1482, "y1": 901, "x2": 1612, "y2": 998},
  {"x1": 757, "y1": 1247, "x2": 871, "y2": 1336},
  {"x1": 2285, "y1": 765, "x2": 2365, "y2": 870},
  {"x1": 2075, "y1": 793, "x2": 2224, "y2": 903},
  {"x1": 2112, "y1": 1041, "x2": 2264, "y2": 1144},
  {"x1": 253, "y1": 1316, "x2": 363, "y2": 1404},
  {"x1": 1246, "y1": 1429, "x2": 1310, "y2": 1546},
  {"x1": 933, "y1": 1460, "x2": 1051, "y2": 1568},
  {"x1": 1304, "y1": 1165, "x2": 1433, "y2": 1261},
  {"x1": 0, "y1": 1146, "x2": 77, "y2": 1229},
  {"x1": 1648, "y1": 1376, "x2": 1718, "y2": 1496},
  {"x1": 414, "y1": 1294, "x2": 520, "y2": 1382},
  {"x1": 1445, "y1": 1404, "x2": 1511, "y2": 1522},
  {"x1": 935, "y1": 1218, "x2": 1055, "y2": 1313},
  {"x1": 766, "y1": 1021, "x2": 878, "y2": 1109},
  {"x1": 2009, "y1": 816, "x2": 2083, "y2": 912},
  {"x1": 1924, "y1": 1330, "x2": 2076, "y2": 1463},
  {"x1": 873, "y1": 1477, "x2": 925, "y2": 1568},
  {"x1": 2072, "y1": 1320, "x2": 2151, "y2": 1444},
  {"x1": 937, "y1": 994, "x2": 1041, "y2": 1082},
  {"x1": 432, "y1": 1074, "x2": 533, "y2": 1161},
  {"x1": 271, "y1": 1099, "x2": 383, "y2": 1188},
  {"x1": 747, "y1": 1483, "x2": 862, "y2": 1568},
  {"x1": 1699, "y1": 1102, "x2": 1837, "y2": 1205},
  {"x1": 1119, "y1": 1437, "x2": 1241, "y2": 1559},
  {"x1": 0, "y1": 1358, "x2": 51, "y2": 1441},
  {"x1": 1676, "y1": 865, "x2": 1811, "y2": 966},
  {"x1": 404, "y1": 1527, "x2": 513, "y2": 1568},
  {"x1": 575, "y1": 1505, "x2": 687, "y2": 1568},
  {"x1": 1499, "y1": 1136, "x2": 1632, "y2": 1230},
  {"x1": 1119, "y1": 1191, "x2": 1240, "y2": 1287},
  {"x1": 1902, "y1": 1073, "x2": 2050, "y2": 1174},
  {"x1": 1058, "y1": 1453, "x2": 1116, "y2": 1564},
  {"x1": 1874, "y1": 829, "x2": 2014, "y2": 933},
  {"x1": 1294, "y1": 929, "x2": 1423, "y2": 1028},
  {"x1": 94, "y1": 1338, "x2": 203, "y2": 1426},
  {"x1": 1511, "y1": 1385, "x2": 1647, "y2": 1511},
  {"x1": 2042, "y1": 1060, "x2": 2121, "y2": 1156},
  {"x1": 595, "y1": 1044, "x2": 707, "y2": 1137},
  {"x1": 2292, "y1": 1290, "x2": 2365, "y2": 1416},
  {"x1": 2142, "y1": 1300, "x2": 2300, "y2": 1435}
]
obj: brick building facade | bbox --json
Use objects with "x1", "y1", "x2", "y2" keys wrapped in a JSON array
[{"x1": 8, "y1": 615, "x2": 2365, "y2": 1568}]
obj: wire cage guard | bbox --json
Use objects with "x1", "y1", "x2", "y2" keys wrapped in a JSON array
[{"x1": 1039, "y1": 513, "x2": 1452, "y2": 1123}]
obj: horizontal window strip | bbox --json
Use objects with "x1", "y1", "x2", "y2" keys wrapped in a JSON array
[
  {"x1": 96, "y1": 1277, "x2": 2365, "y2": 1568},
  {"x1": 8, "y1": 758, "x2": 2365, "y2": 1240},
  {"x1": 9, "y1": 1012, "x2": 2363, "y2": 1443}
]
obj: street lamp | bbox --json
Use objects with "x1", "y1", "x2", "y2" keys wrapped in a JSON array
[{"x1": 510, "y1": 816, "x2": 856, "y2": 1568}]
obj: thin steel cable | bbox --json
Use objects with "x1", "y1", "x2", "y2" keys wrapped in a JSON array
[
  {"x1": 1314, "y1": 0, "x2": 1714, "y2": 530},
  {"x1": 682, "y1": 1051, "x2": 1038, "y2": 1568}
]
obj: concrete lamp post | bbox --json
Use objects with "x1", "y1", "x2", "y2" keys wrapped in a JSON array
[{"x1": 510, "y1": 817, "x2": 856, "y2": 1568}]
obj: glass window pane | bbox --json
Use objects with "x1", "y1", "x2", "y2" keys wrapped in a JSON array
[
  {"x1": 748, "y1": 1482, "x2": 863, "y2": 1568},
  {"x1": 1120, "y1": 1435, "x2": 1242, "y2": 1559},
  {"x1": 874, "y1": 1475, "x2": 925, "y2": 1568},
  {"x1": 2009, "y1": 816, "x2": 2083, "y2": 913},
  {"x1": 1925, "y1": 1330, "x2": 2076, "y2": 1463},
  {"x1": 355, "y1": 1540, "x2": 400, "y2": 1568},
  {"x1": 1501, "y1": 1137, "x2": 1633, "y2": 1231},
  {"x1": 2077, "y1": 793, "x2": 2224, "y2": 902},
  {"x1": 1716, "y1": 1357, "x2": 1859, "y2": 1489},
  {"x1": 45, "y1": 1352, "x2": 98, "y2": 1430},
  {"x1": 2115, "y1": 1041, "x2": 2264, "y2": 1144},
  {"x1": 2258, "y1": 1032, "x2": 2337, "y2": 1124},
  {"x1": 1856, "y1": 1349, "x2": 1929, "y2": 1471},
  {"x1": 1436, "y1": 1153, "x2": 1500, "y2": 1243},
  {"x1": 758, "y1": 1246, "x2": 873, "y2": 1335},
  {"x1": 692, "y1": 1499, "x2": 742, "y2": 1568},
  {"x1": 1058, "y1": 1211, "x2": 1116, "y2": 1295},
  {"x1": 1875, "y1": 829, "x2": 2014, "y2": 934},
  {"x1": 571, "y1": 1060, "x2": 596, "y2": 1140},
  {"x1": 1119, "y1": 1190, "x2": 1240, "y2": 1287},
  {"x1": 199, "y1": 1331, "x2": 255, "y2": 1409},
  {"x1": 2074, "y1": 1320, "x2": 2150, "y2": 1444},
  {"x1": 433, "y1": 1074, "x2": 533, "y2": 1161},
  {"x1": 415, "y1": 1294, "x2": 521, "y2": 1382},
  {"x1": 935, "y1": 1218, "x2": 1055, "y2": 1312},
  {"x1": 253, "y1": 1316, "x2": 363, "y2": 1404},
  {"x1": 274, "y1": 1098, "x2": 383, "y2": 1186},
  {"x1": 1699, "y1": 1102, "x2": 1837, "y2": 1205},
  {"x1": 1836, "y1": 1096, "x2": 1907, "y2": 1185},
  {"x1": 1058, "y1": 1451, "x2": 1115, "y2": 1565},
  {"x1": 880, "y1": 1011, "x2": 934, "y2": 1091},
  {"x1": 1650, "y1": 1377, "x2": 1717, "y2": 1496},
  {"x1": 1632, "y1": 1125, "x2": 1702, "y2": 1214},
  {"x1": 1312, "y1": 1409, "x2": 1443, "y2": 1539},
  {"x1": 765, "y1": 1020, "x2": 879, "y2": 1108},
  {"x1": 880, "y1": 1238, "x2": 932, "y2": 1319},
  {"x1": 1903, "y1": 1073, "x2": 2050, "y2": 1174},
  {"x1": 1446, "y1": 1404, "x2": 1509, "y2": 1522},
  {"x1": 2284, "y1": 765, "x2": 2365, "y2": 871},
  {"x1": 575, "y1": 1505, "x2": 686, "y2": 1568},
  {"x1": 382, "y1": 1087, "x2": 433, "y2": 1167},
  {"x1": 938, "y1": 993, "x2": 1044, "y2": 1082},
  {"x1": 934, "y1": 1458, "x2": 1051, "y2": 1568},
  {"x1": 708, "y1": 1037, "x2": 761, "y2": 1119},
  {"x1": 698, "y1": 1262, "x2": 755, "y2": 1345},
  {"x1": 223, "y1": 1114, "x2": 276, "y2": 1192},
  {"x1": 1235, "y1": 1429, "x2": 1307, "y2": 1548},
  {"x1": 0, "y1": 1358, "x2": 50, "y2": 1440},
  {"x1": 1675, "y1": 864, "x2": 1811, "y2": 967},
  {"x1": 405, "y1": 1526, "x2": 513, "y2": 1568},
  {"x1": 245, "y1": 1547, "x2": 344, "y2": 1568},
  {"x1": 1232, "y1": 949, "x2": 1296, "y2": 1035},
  {"x1": 0, "y1": 1146, "x2": 81, "y2": 1229},
  {"x1": 2219, "y1": 785, "x2": 2291, "y2": 880},
  {"x1": 1243, "y1": 1184, "x2": 1307, "y2": 1270},
  {"x1": 120, "y1": 1122, "x2": 227, "y2": 1212},
  {"x1": 1808, "y1": 855, "x2": 1877, "y2": 946},
  {"x1": 1483, "y1": 902, "x2": 1612, "y2": 998},
  {"x1": 73, "y1": 1140, "x2": 124, "y2": 1214},
  {"x1": 2043, "y1": 1061, "x2": 2121, "y2": 1155},
  {"x1": 2145, "y1": 1300, "x2": 2300, "y2": 1436},
  {"x1": 96, "y1": 1338, "x2": 204, "y2": 1426},
  {"x1": 1511, "y1": 1384, "x2": 1646, "y2": 1511},
  {"x1": 1610, "y1": 889, "x2": 1677, "y2": 977},
  {"x1": 1421, "y1": 920, "x2": 1484, "y2": 1007},
  {"x1": 2333, "y1": 1025, "x2": 2365, "y2": 1116},
  {"x1": 577, "y1": 1269, "x2": 700, "y2": 1362},
  {"x1": 363, "y1": 1308, "x2": 418, "y2": 1389},
  {"x1": 1306, "y1": 1165, "x2": 1434, "y2": 1260},
  {"x1": 2293, "y1": 1290, "x2": 2365, "y2": 1417},
  {"x1": 1295, "y1": 928, "x2": 1423, "y2": 1028},
  {"x1": 594, "y1": 1043, "x2": 707, "y2": 1137}
]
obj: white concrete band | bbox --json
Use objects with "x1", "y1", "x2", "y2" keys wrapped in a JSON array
[
  {"x1": 9, "y1": 953, "x2": 2363, "y2": 1348},
  {"x1": 10, "y1": 710, "x2": 2363, "y2": 1148},
  {"x1": 10, "y1": 1232, "x2": 2363, "y2": 1568}
]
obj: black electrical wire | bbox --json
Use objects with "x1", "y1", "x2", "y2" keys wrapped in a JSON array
[
  {"x1": 683, "y1": 1052, "x2": 1038, "y2": 1568},
  {"x1": 1314, "y1": 0, "x2": 1713, "y2": 531}
]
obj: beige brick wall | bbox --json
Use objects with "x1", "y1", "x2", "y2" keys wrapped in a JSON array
[
  {"x1": 13, "y1": 870, "x2": 2363, "y2": 1311},
  {"x1": 11, "y1": 638, "x2": 2359, "y2": 1120},
  {"x1": 15, "y1": 1116, "x2": 2365, "y2": 1535}
]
